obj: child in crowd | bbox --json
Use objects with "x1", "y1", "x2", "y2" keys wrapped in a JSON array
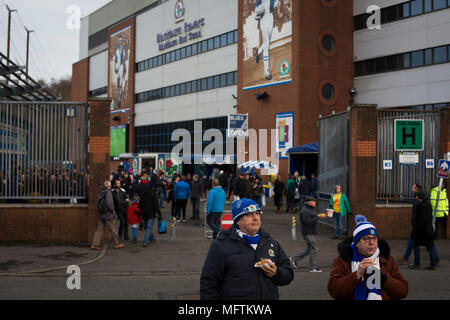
[{"x1": 127, "y1": 196, "x2": 142, "y2": 244}]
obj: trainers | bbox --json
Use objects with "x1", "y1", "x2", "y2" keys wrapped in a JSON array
[
  {"x1": 90, "y1": 245, "x2": 102, "y2": 250},
  {"x1": 310, "y1": 268, "x2": 322, "y2": 273},
  {"x1": 289, "y1": 257, "x2": 297, "y2": 269},
  {"x1": 113, "y1": 243, "x2": 125, "y2": 249}
]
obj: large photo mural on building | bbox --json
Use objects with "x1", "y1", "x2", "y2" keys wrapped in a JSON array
[
  {"x1": 109, "y1": 25, "x2": 132, "y2": 110},
  {"x1": 242, "y1": 0, "x2": 292, "y2": 90}
]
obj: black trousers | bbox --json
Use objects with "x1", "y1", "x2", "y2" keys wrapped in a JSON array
[{"x1": 175, "y1": 199, "x2": 188, "y2": 220}]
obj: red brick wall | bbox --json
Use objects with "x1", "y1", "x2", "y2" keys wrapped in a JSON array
[{"x1": 0, "y1": 205, "x2": 89, "y2": 243}]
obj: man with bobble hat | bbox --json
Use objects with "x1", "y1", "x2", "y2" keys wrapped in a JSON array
[
  {"x1": 327, "y1": 215, "x2": 408, "y2": 300},
  {"x1": 200, "y1": 198, "x2": 293, "y2": 300}
]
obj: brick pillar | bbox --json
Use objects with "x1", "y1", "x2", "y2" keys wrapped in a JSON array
[
  {"x1": 87, "y1": 99, "x2": 112, "y2": 243},
  {"x1": 349, "y1": 105, "x2": 378, "y2": 230}
]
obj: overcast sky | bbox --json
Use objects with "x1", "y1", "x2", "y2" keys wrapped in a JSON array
[{"x1": 0, "y1": 0, "x2": 110, "y2": 83}]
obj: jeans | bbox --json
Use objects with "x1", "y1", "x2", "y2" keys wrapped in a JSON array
[
  {"x1": 292, "y1": 234, "x2": 318, "y2": 269},
  {"x1": 191, "y1": 197, "x2": 200, "y2": 219},
  {"x1": 333, "y1": 212, "x2": 345, "y2": 237},
  {"x1": 159, "y1": 191, "x2": 165, "y2": 208},
  {"x1": 206, "y1": 212, "x2": 222, "y2": 239},
  {"x1": 413, "y1": 245, "x2": 439, "y2": 266},
  {"x1": 403, "y1": 235, "x2": 414, "y2": 260},
  {"x1": 143, "y1": 218, "x2": 155, "y2": 245}
]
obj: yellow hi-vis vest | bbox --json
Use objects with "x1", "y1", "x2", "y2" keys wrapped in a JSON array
[{"x1": 430, "y1": 187, "x2": 449, "y2": 218}]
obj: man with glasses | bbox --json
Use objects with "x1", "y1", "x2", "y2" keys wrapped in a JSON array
[
  {"x1": 327, "y1": 215, "x2": 408, "y2": 300},
  {"x1": 200, "y1": 198, "x2": 293, "y2": 300}
]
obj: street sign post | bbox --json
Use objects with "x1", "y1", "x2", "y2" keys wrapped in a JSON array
[
  {"x1": 394, "y1": 119, "x2": 424, "y2": 151},
  {"x1": 438, "y1": 160, "x2": 450, "y2": 178},
  {"x1": 220, "y1": 213, "x2": 233, "y2": 230}
]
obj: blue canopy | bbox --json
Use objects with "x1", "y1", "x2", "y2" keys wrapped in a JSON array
[{"x1": 286, "y1": 142, "x2": 318, "y2": 154}]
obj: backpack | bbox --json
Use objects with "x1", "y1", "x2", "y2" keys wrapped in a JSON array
[{"x1": 97, "y1": 192, "x2": 109, "y2": 214}]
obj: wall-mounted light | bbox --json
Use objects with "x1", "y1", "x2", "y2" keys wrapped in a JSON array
[
  {"x1": 255, "y1": 91, "x2": 269, "y2": 101},
  {"x1": 112, "y1": 115, "x2": 121, "y2": 121}
]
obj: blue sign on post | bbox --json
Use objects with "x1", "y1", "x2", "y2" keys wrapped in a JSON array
[{"x1": 438, "y1": 160, "x2": 450, "y2": 178}]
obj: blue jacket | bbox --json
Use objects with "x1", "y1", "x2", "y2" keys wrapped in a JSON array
[
  {"x1": 206, "y1": 186, "x2": 226, "y2": 214},
  {"x1": 174, "y1": 180, "x2": 190, "y2": 199}
]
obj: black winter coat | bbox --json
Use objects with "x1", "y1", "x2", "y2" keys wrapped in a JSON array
[
  {"x1": 134, "y1": 183, "x2": 161, "y2": 221},
  {"x1": 299, "y1": 204, "x2": 318, "y2": 236},
  {"x1": 200, "y1": 225, "x2": 294, "y2": 300},
  {"x1": 412, "y1": 198, "x2": 434, "y2": 248},
  {"x1": 233, "y1": 178, "x2": 248, "y2": 198}
]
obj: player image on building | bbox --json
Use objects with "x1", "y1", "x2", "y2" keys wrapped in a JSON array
[
  {"x1": 109, "y1": 25, "x2": 132, "y2": 110},
  {"x1": 242, "y1": 0, "x2": 292, "y2": 90},
  {"x1": 255, "y1": 0, "x2": 279, "y2": 80},
  {"x1": 114, "y1": 35, "x2": 126, "y2": 108}
]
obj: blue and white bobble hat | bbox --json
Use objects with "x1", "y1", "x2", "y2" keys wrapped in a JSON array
[
  {"x1": 353, "y1": 215, "x2": 378, "y2": 243},
  {"x1": 232, "y1": 198, "x2": 262, "y2": 223}
]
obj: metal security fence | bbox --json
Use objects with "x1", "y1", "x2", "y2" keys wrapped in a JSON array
[
  {"x1": 377, "y1": 109, "x2": 440, "y2": 201},
  {"x1": 0, "y1": 102, "x2": 88, "y2": 201}
]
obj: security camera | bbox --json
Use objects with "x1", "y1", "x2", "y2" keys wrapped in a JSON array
[{"x1": 349, "y1": 88, "x2": 357, "y2": 95}]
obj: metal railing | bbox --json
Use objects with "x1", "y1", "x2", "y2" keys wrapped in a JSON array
[
  {"x1": 377, "y1": 109, "x2": 440, "y2": 201},
  {"x1": 0, "y1": 102, "x2": 88, "y2": 201}
]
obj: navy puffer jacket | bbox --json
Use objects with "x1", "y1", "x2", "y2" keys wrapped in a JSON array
[{"x1": 200, "y1": 225, "x2": 293, "y2": 300}]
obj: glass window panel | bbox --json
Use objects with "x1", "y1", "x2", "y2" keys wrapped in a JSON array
[
  {"x1": 434, "y1": 46, "x2": 447, "y2": 63},
  {"x1": 403, "y1": 53, "x2": 411, "y2": 68},
  {"x1": 214, "y1": 36, "x2": 220, "y2": 49},
  {"x1": 214, "y1": 75, "x2": 220, "y2": 88},
  {"x1": 227, "y1": 31, "x2": 234, "y2": 45},
  {"x1": 165, "y1": 52, "x2": 171, "y2": 64},
  {"x1": 220, "y1": 74, "x2": 227, "y2": 87},
  {"x1": 424, "y1": 0, "x2": 432, "y2": 12},
  {"x1": 385, "y1": 5, "x2": 398, "y2": 23},
  {"x1": 355, "y1": 61, "x2": 364, "y2": 76},
  {"x1": 411, "y1": 50, "x2": 423, "y2": 67},
  {"x1": 201, "y1": 78, "x2": 207, "y2": 90},
  {"x1": 148, "y1": 58, "x2": 153, "y2": 69},
  {"x1": 227, "y1": 72, "x2": 234, "y2": 85},
  {"x1": 175, "y1": 49, "x2": 181, "y2": 60},
  {"x1": 410, "y1": 0, "x2": 423, "y2": 16},
  {"x1": 208, "y1": 77, "x2": 214, "y2": 89},
  {"x1": 175, "y1": 84, "x2": 180, "y2": 96},
  {"x1": 157, "y1": 55, "x2": 162, "y2": 66},
  {"x1": 234, "y1": 30, "x2": 238, "y2": 42},
  {"x1": 375, "y1": 58, "x2": 386, "y2": 72},
  {"x1": 402, "y1": 2, "x2": 410, "y2": 17},
  {"x1": 202, "y1": 40, "x2": 208, "y2": 52},
  {"x1": 365, "y1": 60, "x2": 374, "y2": 74},
  {"x1": 234, "y1": 71, "x2": 237, "y2": 84},
  {"x1": 180, "y1": 83, "x2": 186, "y2": 95},
  {"x1": 171, "y1": 51, "x2": 176, "y2": 62},
  {"x1": 170, "y1": 86, "x2": 175, "y2": 97},
  {"x1": 220, "y1": 34, "x2": 227, "y2": 47},
  {"x1": 433, "y1": 0, "x2": 447, "y2": 10},
  {"x1": 424, "y1": 49, "x2": 433, "y2": 65},
  {"x1": 208, "y1": 38, "x2": 214, "y2": 51},
  {"x1": 186, "y1": 45, "x2": 191, "y2": 57},
  {"x1": 186, "y1": 81, "x2": 191, "y2": 93},
  {"x1": 181, "y1": 47, "x2": 186, "y2": 59},
  {"x1": 164, "y1": 87, "x2": 170, "y2": 98},
  {"x1": 191, "y1": 43, "x2": 197, "y2": 55},
  {"x1": 386, "y1": 55, "x2": 399, "y2": 70}
]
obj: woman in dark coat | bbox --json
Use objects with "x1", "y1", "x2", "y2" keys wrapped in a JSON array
[
  {"x1": 410, "y1": 191, "x2": 438, "y2": 269},
  {"x1": 273, "y1": 174, "x2": 285, "y2": 213}
]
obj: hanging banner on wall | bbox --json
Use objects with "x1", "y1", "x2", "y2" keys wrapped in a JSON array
[
  {"x1": 242, "y1": 0, "x2": 293, "y2": 91},
  {"x1": 227, "y1": 114, "x2": 249, "y2": 137},
  {"x1": 275, "y1": 112, "x2": 293, "y2": 159}
]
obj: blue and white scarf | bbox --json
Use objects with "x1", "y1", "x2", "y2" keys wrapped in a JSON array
[
  {"x1": 237, "y1": 229, "x2": 260, "y2": 250},
  {"x1": 351, "y1": 243, "x2": 382, "y2": 300}
]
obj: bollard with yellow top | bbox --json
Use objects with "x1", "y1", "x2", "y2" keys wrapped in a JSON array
[{"x1": 291, "y1": 216, "x2": 296, "y2": 241}]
